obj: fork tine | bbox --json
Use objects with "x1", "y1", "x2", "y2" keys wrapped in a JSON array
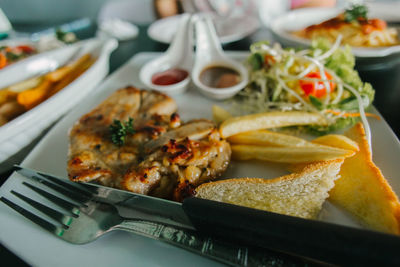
[
  {"x1": 1, "y1": 196, "x2": 65, "y2": 236},
  {"x1": 35, "y1": 171, "x2": 96, "y2": 196},
  {"x1": 24, "y1": 174, "x2": 90, "y2": 204},
  {"x1": 22, "y1": 182, "x2": 81, "y2": 216},
  {"x1": 14, "y1": 165, "x2": 96, "y2": 194},
  {"x1": 11, "y1": 190, "x2": 72, "y2": 229}
]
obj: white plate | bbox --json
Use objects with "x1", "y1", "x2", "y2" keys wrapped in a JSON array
[
  {"x1": 1, "y1": 52, "x2": 400, "y2": 266},
  {"x1": 148, "y1": 14, "x2": 260, "y2": 44},
  {"x1": 0, "y1": 38, "x2": 118, "y2": 171},
  {"x1": 270, "y1": 7, "x2": 400, "y2": 58}
]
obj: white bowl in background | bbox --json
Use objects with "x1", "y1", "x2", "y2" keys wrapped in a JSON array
[{"x1": 0, "y1": 37, "x2": 118, "y2": 170}]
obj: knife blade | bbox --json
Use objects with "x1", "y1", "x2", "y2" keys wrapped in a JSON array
[
  {"x1": 13, "y1": 165, "x2": 400, "y2": 266},
  {"x1": 13, "y1": 165, "x2": 195, "y2": 231}
]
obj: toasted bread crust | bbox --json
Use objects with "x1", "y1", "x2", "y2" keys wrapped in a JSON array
[
  {"x1": 329, "y1": 123, "x2": 400, "y2": 234},
  {"x1": 196, "y1": 159, "x2": 343, "y2": 219},
  {"x1": 196, "y1": 159, "x2": 343, "y2": 189}
]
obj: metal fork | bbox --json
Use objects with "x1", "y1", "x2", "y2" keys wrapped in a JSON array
[{"x1": 1, "y1": 170, "x2": 309, "y2": 267}]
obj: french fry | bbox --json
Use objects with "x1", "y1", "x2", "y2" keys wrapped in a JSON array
[
  {"x1": 46, "y1": 54, "x2": 91, "y2": 82},
  {"x1": 289, "y1": 134, "x2": 360, "y2": 172},
  {"x1": 219, "y1": 111, "x2": 328, "y2": 138},
  {"x1": 231, "y1": 144, "x2": 354, "y2": 163},
  {"x1": 16, "y1": 79, "x2": 52, "y2": 110},
  {"x1": 46, "y1": 65, "x2": 72, "y2": 82},
  {"x1": 47, "y1": 56, "x2": 94, "y2": 97},
  {"x1": 228, "y1": 129, "x2": 317, "y2": 147},
  {"x1": 312, "y1": 134, "x2": 359, "y2": 152},
  {"x1": 212, "y1": 105, "x2": 232, "y2": 125}
]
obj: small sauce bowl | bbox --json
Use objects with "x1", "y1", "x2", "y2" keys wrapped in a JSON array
[
  {"x1": 139, "y1": 14, "x2": 193, "y2": 95},
  {"x1": 140, "y1": 60, "x2": 191, "y2": 95},
  {"x1": 191, "y1": 15, "x2": 248, "y2": 100}
]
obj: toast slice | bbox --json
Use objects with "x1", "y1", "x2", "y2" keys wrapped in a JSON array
[
  {"x1": 329, "y1": 123, "x2": 400, "y2": 234},
  {"x1": 195, "y1": 159, "x2": 343, "y2": 219}
]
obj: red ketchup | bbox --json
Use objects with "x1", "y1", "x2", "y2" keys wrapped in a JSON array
[{"x1": 151, "y1": 68, "x2": 188, "y2": 86}]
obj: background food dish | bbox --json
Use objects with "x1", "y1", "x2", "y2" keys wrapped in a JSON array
[
  {"x1": 0, "y1": 38, "x2": 117, "y2": 172},
  {"x1": 1, "y1": 51, "x2": 399, "y2": 266},
  {"x1": 270, "y1": 7, "x2": 400, "y2": 58}
]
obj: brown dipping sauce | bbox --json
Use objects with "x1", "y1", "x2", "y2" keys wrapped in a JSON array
[
  {"x1": 152, "y1": 68, "x2": 189, "y2": 86},
  {"x1": 200, "y1": 66, "x2": 240, "y2": 88}
]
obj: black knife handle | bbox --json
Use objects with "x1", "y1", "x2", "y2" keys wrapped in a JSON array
[{"x1": 182, "y1": 197, "x2": 400, "y2": 266}]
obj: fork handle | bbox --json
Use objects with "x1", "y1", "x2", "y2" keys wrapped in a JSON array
[{"x1": 114, "y1": 220, "x2": 308, "y2": 266}]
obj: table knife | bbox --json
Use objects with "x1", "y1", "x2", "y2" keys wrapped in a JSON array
[{"x1": 14, "y1": 165, "x2": 400, "y2": 266}]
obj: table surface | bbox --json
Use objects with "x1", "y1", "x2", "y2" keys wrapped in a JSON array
[{"x1": 1, "y1": 19, "x2": 400, "y2": 266}]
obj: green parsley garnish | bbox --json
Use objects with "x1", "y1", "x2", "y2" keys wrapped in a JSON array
[
  {"x1": 109, "y1": 118, "x2": 135, "y2": 146},
  {"x1": 344, "y1": 4, "x2": 368, "y2": 22}
]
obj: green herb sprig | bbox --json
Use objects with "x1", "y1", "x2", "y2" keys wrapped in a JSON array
[
  {"x1": 109, "y1": 118, "x2": 134, "y2": 146},
  {"x1": 344, "y1": 4, "x2": 368, "y2": 22}
]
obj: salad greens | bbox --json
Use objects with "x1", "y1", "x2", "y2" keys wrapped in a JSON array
[{"x1": 232, "y1": 38, "x2": 375, "y2": 135}]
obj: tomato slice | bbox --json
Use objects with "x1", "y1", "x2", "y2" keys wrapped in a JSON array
[
  {"x1": 299, "y1": 71, "x2": 335, "y2": 98},
  {"x1": 370, "y1": 18, "x2": 386, "y2": 30},
  {"x1": 16, "y1": 45, "x2": 36, "y2": 54}
]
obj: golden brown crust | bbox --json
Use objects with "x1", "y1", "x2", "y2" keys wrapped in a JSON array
[
  {"x1": 329, "y1": 123, "x2": 400, "y2": 235},
  {"x1": 196, "y1": 158, "x2": 343, "y2": 190},
  {"x1": 68, "y1": 87, "x2": 231, "y2": 200}
]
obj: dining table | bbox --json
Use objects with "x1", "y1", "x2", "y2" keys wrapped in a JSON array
[{"x1": 1, "y1": 16, "x2": 400, "y2": 266}]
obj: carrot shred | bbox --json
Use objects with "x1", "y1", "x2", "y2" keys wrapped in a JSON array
[
  {"x1": 324, "y1": 109, "x2": 381, "y2": 120},
  {"x1": 0, "y1": 53, "x2": 7, "y2": 69}
]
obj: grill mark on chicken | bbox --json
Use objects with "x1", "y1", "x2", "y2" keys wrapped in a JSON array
[{"x1": 68, "y1": 87, "x2": 231, "y2": 201}]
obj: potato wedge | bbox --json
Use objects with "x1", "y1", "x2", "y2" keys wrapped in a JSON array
[
  {"x1": 228, "y1": 129, "x2": 317, "y2": 147},
  {"x1": 219, "y1": 111, "x2": 327, "y2": 138},
  {"x1": 289, "y1": 134, "x2": 359, "y2": 172},
  {"x1": 7, "y1": 76, "x2": 43, "y2": 93},
  {"x1": 17, "y1": 80, "x2": 52, "y2": 110},
  {"x1": 46, "y1": 54, "x2": 92, "y2": 82},
  {"x1": 312, "y1": 134, "x2": 359, "y2": 152},
  {"x1": 231, "y1": 144, "x2": 354, "y2": 163},
  {"x1": 47, "y1": 56, "x2": 93, "y2": 97},
  {"x1": 212, "y1": 105, "x2": 232, "y2": 125}
]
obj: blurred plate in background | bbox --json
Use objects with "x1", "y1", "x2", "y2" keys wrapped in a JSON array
[
  {"x1": 147, "y1": 13, "x2": 259, "y2": 44},
  {"x1": 269, "y1": 7, "x2": 400, "y2": 58}
]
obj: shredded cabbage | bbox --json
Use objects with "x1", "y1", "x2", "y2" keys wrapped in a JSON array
[{"x1": 230, "y1": 37, "x2": 375, "y2": 145}]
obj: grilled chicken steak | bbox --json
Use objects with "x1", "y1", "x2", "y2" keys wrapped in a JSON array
[{"x1": 68, "y1": 86, "x2": 231, "y2": 201}]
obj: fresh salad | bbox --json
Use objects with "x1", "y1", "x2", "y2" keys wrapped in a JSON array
[
  {"x1": 232, "y1": 37, "x2": 375, "y2": 140},
  {"x1": 0, "y1": 44, "x2": 37, "y2": 69}
]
